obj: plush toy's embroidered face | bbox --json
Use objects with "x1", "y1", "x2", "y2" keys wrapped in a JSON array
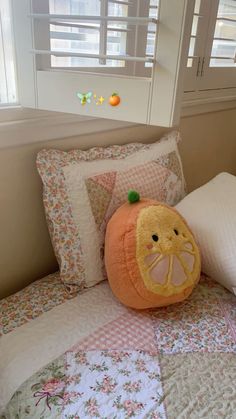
[{"x1": 136, "y1": 205, "x2": 200, "y2": 297}]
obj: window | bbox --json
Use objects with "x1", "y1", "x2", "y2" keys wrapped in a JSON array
[
  {"x1": 0, "y1": 0, "x2": 17, "y2": 106},
  {"x1": 210, "y1": 0, "x2": 236, "y2": 68},
  {"x1": 184, "y1": 0, "x2": 236, "y2": 95},
  {"x1": 12, "y1": 0, "x2": 195, "y2": 127},
  {"x1": 49, "y1": 0, "x2": 131, "y2": 71},
  {"x1": 36, "y1": 0, "x2": 159, "y2": 77}
]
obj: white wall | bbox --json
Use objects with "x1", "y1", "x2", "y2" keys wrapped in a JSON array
[{"x1": 0, "y1": 107, "x2": 236, "y2": 298}]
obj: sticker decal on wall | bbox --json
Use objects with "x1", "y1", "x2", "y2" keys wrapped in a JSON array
[
  {"x1": 76, "y1": 91, "x2": 121, "y2": 107},
  {"x1": 96, "y1": 95, "x2": 105, "y2": 105},
  {"x1": 109, "y1": 93, "x2": 121, "y2": 107},
  {"x1": 76, "y1": 91, "x2": 93, "y2": 105}
]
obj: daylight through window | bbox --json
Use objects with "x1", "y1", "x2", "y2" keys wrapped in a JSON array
[{"x1": 0, "y1": 0, "x2": 17, "y2": 105}]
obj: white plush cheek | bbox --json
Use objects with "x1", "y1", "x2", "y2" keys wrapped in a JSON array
[{"x1": 149, "y1": 256, "x2": 169, "y2": 284}]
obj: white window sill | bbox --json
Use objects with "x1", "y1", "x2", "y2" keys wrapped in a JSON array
[
  {"x1": 0, "y1": 107, "x2": 135, "y2": 149},
  {"x1": 182, "y1": 89, "x2": 236, "y2": 117},
  {"x1": 0, "y1": 93, "x2": 236, "y2": 149}
]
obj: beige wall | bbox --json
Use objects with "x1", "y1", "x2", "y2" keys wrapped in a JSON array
[{"x1": 0, "y1": 108, "x2": 236, "y2": 298}]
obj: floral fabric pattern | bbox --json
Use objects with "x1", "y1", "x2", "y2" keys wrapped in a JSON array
[
  {"x1": 85, "y1": 159, "x2": 184, "y2": 280},
  {"x1": 3, "y1": 350, "x2": 165, "y2": 419},
  {"x1": 0, "y1": 272, "x2": 74, "y2": 336},
  {"x1": 2, "y1": 274, "x2": 236, "y2": 418},
  {"x1": 152, "y1": 275, "x2": 236, "y2": 354},
  {"x1": 36, "y1": 131, "x2": 185, "y2": 294}
]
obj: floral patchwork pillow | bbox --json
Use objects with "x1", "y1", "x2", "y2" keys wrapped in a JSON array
[{"x1": 37, "y1": 131, "x2": 186, "y2": 294}]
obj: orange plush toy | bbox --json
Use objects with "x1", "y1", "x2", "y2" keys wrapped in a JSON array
[{"x1": 105, "y1": 191, "x2": 201, "y2": 309}]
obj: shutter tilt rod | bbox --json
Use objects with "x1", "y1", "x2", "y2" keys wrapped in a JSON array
[
  {"x1": 29, "y1": 14, "x2": 158, "y2": 25},
  {"x1": 31, "y1": 49, "x2": 155, "y2": 63}
]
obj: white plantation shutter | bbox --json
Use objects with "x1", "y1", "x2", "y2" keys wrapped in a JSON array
[
  {"x1": 201, "y1": 0, "x2": 236, "y2": 90},
  {"x1": 184, "y1": 0, "x2": 236, "y2": 94},
  {"x1": 184, "y1": 0, "x2": 204, "y2": 92},
  {"x1": 12, "y1": 0, "x2": 195, "y2": 127},
  {"x1": 210, "y1": 0, "x2": 236, "y2": 67}
]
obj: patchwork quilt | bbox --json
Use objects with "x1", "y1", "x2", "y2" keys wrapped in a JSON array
[{"x1": 0, "y1": 273, "x2": 236, "y2": 418}]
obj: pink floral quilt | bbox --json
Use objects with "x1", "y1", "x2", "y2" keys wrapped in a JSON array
[{"x1": 0, "y1": 273, "x2": 236, "y2": 418}]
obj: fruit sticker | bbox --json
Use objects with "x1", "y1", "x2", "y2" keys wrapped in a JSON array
[
  {"x1": 109, "y1": 93, "x2": 121, "y2": 107},
  {"x1": 76, "y1": 91, "x2": 121, "y2": 107}
]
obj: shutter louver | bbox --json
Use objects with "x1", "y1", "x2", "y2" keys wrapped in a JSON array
[{"x1": 12, "y1": 0, "x2": 195, "y2": 126}]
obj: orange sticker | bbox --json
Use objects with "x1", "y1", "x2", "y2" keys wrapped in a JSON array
[{"x1": 109, "y1": 93, "x2": 121, "y2": 107}]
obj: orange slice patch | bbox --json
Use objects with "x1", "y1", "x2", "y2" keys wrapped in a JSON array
[
  {"x1": 149, "y1": 256, "x2": 169, "y2": 285},
  {"x1": 136, "y1": 205, "x2": 201, "y2": 298},
  {"x1": 171, "y1": 255, "x2": 187, "y2": 286},
  {"x1": 144, "y1": 253, "x2": 161, "y2": 267}
]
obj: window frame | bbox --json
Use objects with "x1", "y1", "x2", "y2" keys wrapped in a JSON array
[
  {"x1": 0, "y1": 0, "x2": 236, "y2": 141},
  {"x1": 11, "y1": 0, "x2": 196, "y2": 127},
  {"x1": 0, "y1": 0, "x2": 18, "y2": 106},
  {"x1": 184, "y1": 0, "x2": 236, "y2": 95},
  {"x1": 200, "y1": 0, "x2": 236, "y2": 90},
  {"x1": 46, "y1": 0, "x2": 154, "y2": 78}
]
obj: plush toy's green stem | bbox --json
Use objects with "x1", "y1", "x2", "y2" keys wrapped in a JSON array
[{"x1": 128, "y1": 190, "x2": 140, "y2": 204}]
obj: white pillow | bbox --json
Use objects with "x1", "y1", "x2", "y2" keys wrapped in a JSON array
[{"x1": 176, "y1": 173, "x2": 236, "y2": 295}]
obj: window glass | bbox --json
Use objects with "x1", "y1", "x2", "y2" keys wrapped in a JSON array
[
  {"x1": 210, "y1": 0, "x2": 236, "y2": 67},
  {"x1": 187, "y1": 0, "x2": 202, "y2": 68},
  {"x1": 0, "y1": 0, "x2": 17, "y2": 105},
  {"x1": 49, "y1": 0, "x2": 158, "y2": 74}
]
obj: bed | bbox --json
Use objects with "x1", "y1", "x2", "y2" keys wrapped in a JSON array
[{"x1": 0, "y1": 272, "x2": 236, "y2": 418}]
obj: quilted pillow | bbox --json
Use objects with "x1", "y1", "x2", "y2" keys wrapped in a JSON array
[
  {"x1": 37, "y1": 131, "x2": 186, "y2": 294},
  {"x1": 176, "y1": 172, "x2": 236, "y2": 295}
]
